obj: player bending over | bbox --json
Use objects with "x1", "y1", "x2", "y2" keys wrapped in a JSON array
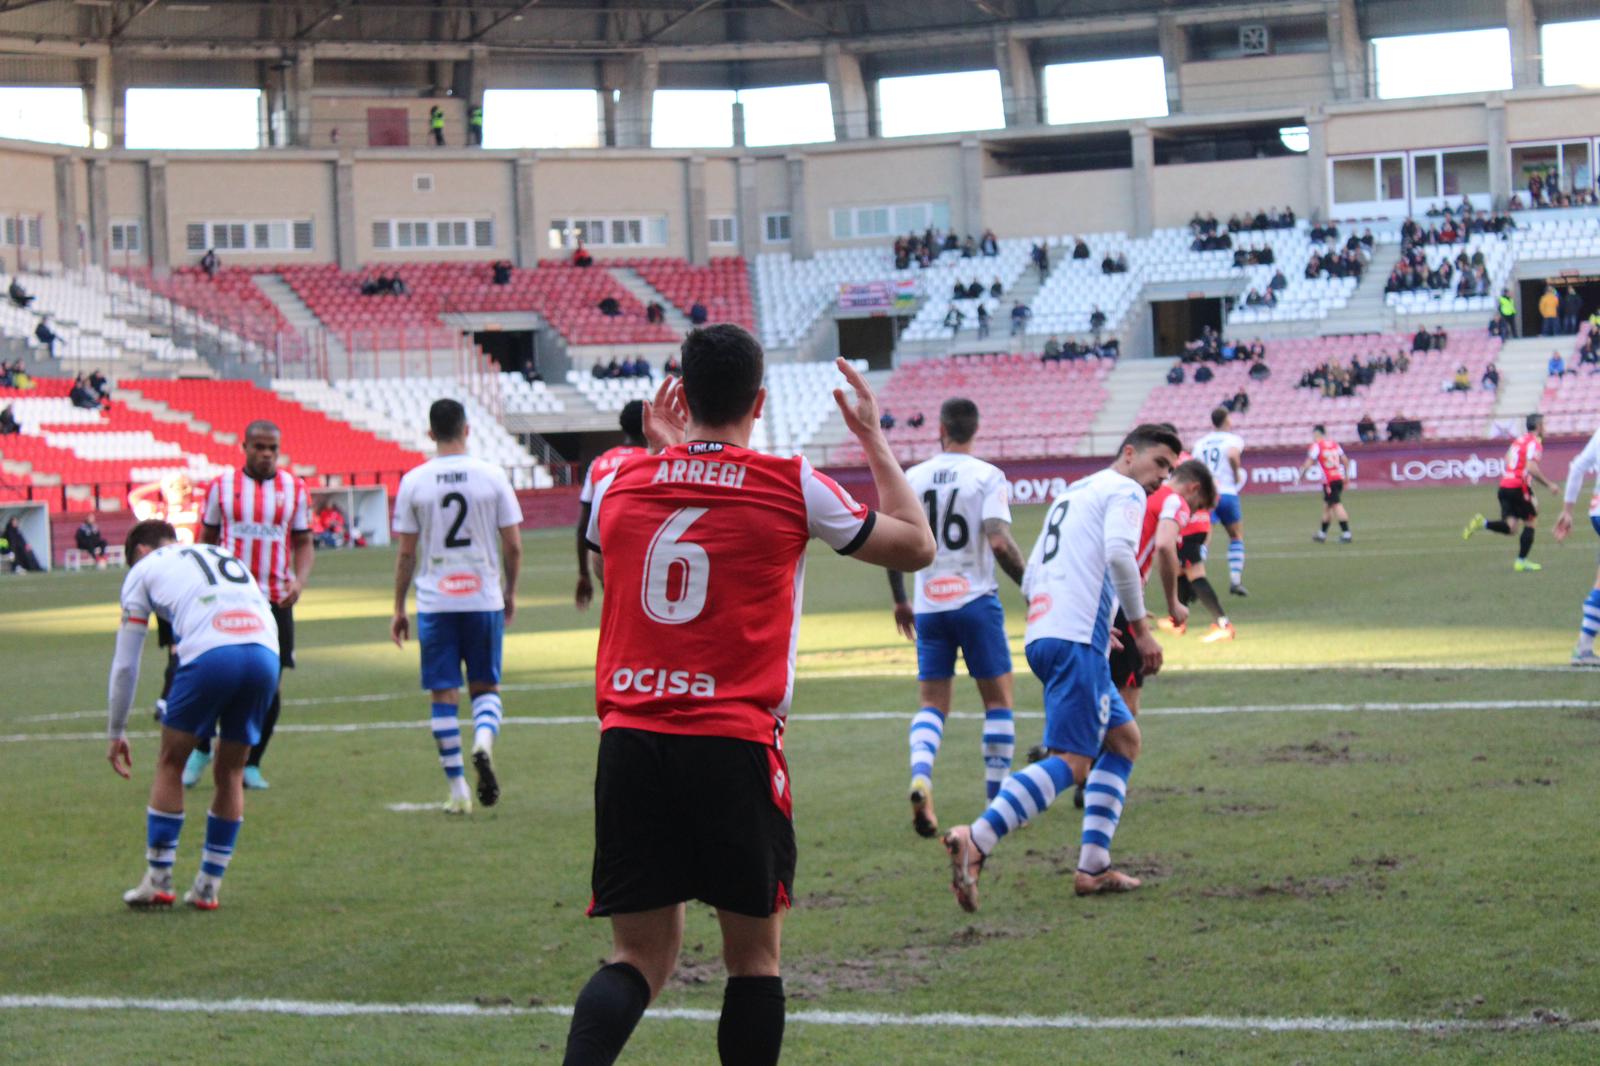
[
  {"x1": 562, "y1": 329, "x2": 934, "y2": 1066},
  {"x1": 942, "y1": 424, "x2": 1178, "y2": 912},
  {"x1": 575, "y1": 399, "x2": 646, "y2": 611},
  {"x1": 1160, "y1": 451, "x2": 1235, "y2": 644},
  {"x1": 1193, "y1": 407, "x2": 1249, "y2": 596},
  {"x1": 1464, "y1": 413, "x2": 1559, "y2": 572},
  {"x1": 109, "y1": 521, "x2": 280, "y2": 911},
  {"x1": 1300, "y1": 424, "x2": 1353, "y2": 543},
  {"x1": 890, "y1": 397, "x2": 1026, "y2": 838},
  {"x1": 391, "y1": 400, "x2": 524, "y2": 815},
  {"x1": 1553, "y1": 421, "x2": 1600, "y2": 667}
]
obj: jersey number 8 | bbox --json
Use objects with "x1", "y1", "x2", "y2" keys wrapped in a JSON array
[
  {"x1": 1040, "y1": 499, "x2": 1071, "y2": 563},
  {"x1": 642, "y1": 507, "x2": 710, "y2": 624}
]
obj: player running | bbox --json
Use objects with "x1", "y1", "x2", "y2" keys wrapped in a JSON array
[
  {"x1": 575, "y1": 399, "x2": 647, "y2": 611},
  {"x1": 109, "y1": 520, "x2": 280, "y2": 911},
  {"x1": 941, "y1": 424, "x2": 1179, "y2": 912},
  {"x1": 561, "y1": 329, "x2": 934, "y2": 1066},
  {"x1": 1464, "y1": 413, "x2": 1559, "y2": 571},
  {"x1": 391, "y1": 400, "x2": 524, "y2": 815},
  {"x1": 1553, "y1": 421, "x2": 1600, "y2": 667},
  {"x1": 890, "y1": 398, "x2": 1026, "y2": 839},
  {"x1": 1161, "y1": 454, "x2": 1235, "y2": 644},
  {"x1": 1299, "y1": 424, "x2": 1353, "y2": 543},
  {"x1": 1192, "y1": 407, "x2": 1249, "y2": 596},
  {"x1": 180, "y1": 420, "x2": 313, "y2": 791}
]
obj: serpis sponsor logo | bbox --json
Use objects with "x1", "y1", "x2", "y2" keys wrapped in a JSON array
[
  {"x1": 610, "y1": 666, "x2": 717, "y2": 698},
  {"x1": 1389, "y1": 454, "x2": 1502, "y2": 484},
  {"x1": 925, "y1": 575, "x2": 971, "y2": 602},
  {"x1": 439, "y1": 572, "x2": 482, "y2": 596},
  {"x1": 1026, "y1": 594, "x2": 1053, "y2": 623},
  {"x1": 212, "y1": 610, "x2": 265, "y2": 635}
]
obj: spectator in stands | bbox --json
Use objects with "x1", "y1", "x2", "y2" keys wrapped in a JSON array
[
  {"x1": 0, "y1": 361, "x2": 11, "y2": 388},
  {"x1": 663, "y1": 354, "x2": 681, "y2": 377},
  {"x1": 1249, "y1": 359, "x2": 1270, "y2": 382},
  {"x1": 951, "y1": 279, "x2": 968, "y2": 300},
  {"x1": 312, "y1": 502, "x2": 347, "y2": 550},
  {"x1": 908, "y1": 412, "x2": 926, "y2": 429},
  {"x1": 88, "y1": 369, "x2": 109, "y2": 401},
  {"x1": 1089, "y1": 306, "x2": 1106, "y2": 338},
  {"x1": 943, "y1": 306, "x2": 964, "y2": 336},
  {"x1": 1042, "y1": 336, "x2": 1062, "y2": 362},
  {"x1": 590, "y1": 361, "x2": 608, "y2": 380},
  {"x1": 7, "y1": 276, "x2": 31, "y2": 308},
  {"x1": 597, "y1": 295, "x2": 621, "y2": 317},
  {"x1": 200, "y1": 249, "x2": 219, "y2": 278},
  {"x1": 1481, "y1": 362, "x2": 1500, "y2": 390},
  {"x1": 1357, "y1": 413, "x2": 1377, "y2": 443},
  {"x1": 1431, "y1": 326, "x2": 1447, "y2": 351},
  {"x1": 975, "y1": 303, "x2": 990, "y2": 340},
  {"x1": 980, "y1": 229, "x2": 998, "y2": 256},
  {"x1": 1224, "y1": 389, "x2": 1250, "y2": 414},
  {"x1": 520, "y1": 354, "x2": 542, "y2": 383},
  {"x1": 1194, "y1": 364, "x2": 1214, "y2": 384},
  {"x1": 1412, "y1": 326, "x2": 1432, "y2": 353},
  {"x1": 492, "y1": 260, "x2": 513, "y2": 286},
  {"x1": 0, "y1": 403, "x2": 18, "y2": 435},
  {"x1": 1548, "y1": 350, "x2": 1569, "y2": 378},
  {"x1": 1009, "y1": 300, "x2": 1032, "y2": 337},
  {"x1": 1, "y1": 516, "x2": 42, "y2": 572},
  {"x1": 964, "y1": 279, "x2": 984, "y2": 299},
  {"x1": 1386, "y1": 412, "x2": 1419, "y2": 442},
  {"x1": 645, "y1": 300, "x2": 665, "y2": 325},
  {"x1": 35, "y1": 316, "x2": 59, "y2": 359},
  {"x1": 1166, "y1": 363, "x2": 1184, "y2": 385},
  {"x1": 879, "y1": 411, "x2": 896, "y2": 431},
  {"x1": 1539, "y1": 286, "x2": 1561, "y2": 335},
  {"x1": 1031, "y1": 242, "x2": 1050, "y2": 280},
  {"x1": 1269, "y1": 269, "x2": 1288, "y2": 292},
  {"x1": 75, "y1": 512, "x2": 110, "y2": 567},
  {"x1": 1499, "y1": 289, "x2": 1517, "y2": 336},
  {"x1": 989, "y1": 277, "x2": 1002, "y2": 298},
  {"x1": 572, "y1": 241, "x2": 593, "y2": 268},
  {"x1": 689, "y1": 299, "x2": 708, "y2": 325},
  {"x1": 1114, "y1": 251, "x2": 1128, "y2": 273},
  {"x1": 1451, "y1": 365, "x2": 1472, "y2": 392},
  {"x1": 1101, "y1": 252, "x2": 1117, "y2": 274},
  {"x1": 1562, "y1": 286, "x2": 1583, "y2": 334},
  {"x1": 1072, "y1": 236, "x2": 1090, "y2": 259},
  {"x1": 961, "y1": 235, "x2": 977, "y2": 258}
]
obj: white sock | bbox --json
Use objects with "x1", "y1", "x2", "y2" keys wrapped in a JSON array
[
  {"x1": 471, "y1": 692, "x2": 503, "y2": 754},
  {"x1": 450, "y1": 776, "x2": 471, "y2": 800}
]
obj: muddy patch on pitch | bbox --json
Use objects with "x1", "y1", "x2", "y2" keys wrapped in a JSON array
[
  {"x1": 1262, "y1": 738, "x2": 1400, "y2": 765},
  {"x1": 1205, "y1": 802, "x2": 1278, "y2": 816},
  {"x1": 1200, "y1": 875, "x2": 1362, "y2": 900}
]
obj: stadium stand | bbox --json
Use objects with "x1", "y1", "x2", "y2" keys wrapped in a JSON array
[
  {"x1": 625, "y1": 257, "x2": 755, "y2": 333},
  {"x1": 569, "y1": 369, "x2": 656, "y2": 413},
  {"x1": 1541, "y1": 324, "x2": 1600, "y2": 435},
  {"x1": 116, "y1": 266, "x2": 293, "y2": 350},
  {"x1": 2, "y1": 270, "x2": 199, "y2": 364},
  {"x1": 751, "y1": 360, "x2": 865, "y2": 458}
]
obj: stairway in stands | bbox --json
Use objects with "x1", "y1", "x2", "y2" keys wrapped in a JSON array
[
  {"x1": 1318, "y1": 243, "x2": 1401, "y2": 336},
  {"x1": 1088, "y1": 359, "x2": 1173, "y2": 454},
  {"x1": 1489, "y1": 337, "x2": 1556, "y2": 431}
]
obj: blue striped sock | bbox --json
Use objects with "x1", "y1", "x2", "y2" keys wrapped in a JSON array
[
  {"x1": 198, "y1": 810, "x2": 242, "y2": 888},
  {"x1": 981, "y1": 709, "x2": 1015, "y2": 800},
  {"x1": 471, "y1": 692, "x2": 503, "y2": 751},
  {"x1": 1580, "y1": 588, "x2": 1600, "y2": 652},
  {"x1": 145, "y1": 807, "x2": 183, "y2": 873},
  {"x1": 1079, "y1": 752, "x2": 1134, "y2": 875},
  {"x1": 1228, "y1": 539, "x2": 1245, "y2": 585},
  {"x1": 908, "y1": 707, "x2": 944, "y2": 783},
  {"x1": 971, "y1": 755, "x2": 1073, "y2": 855},
  {"x1": 432, "y1": 702, "x2": 464, "y2": 780}
]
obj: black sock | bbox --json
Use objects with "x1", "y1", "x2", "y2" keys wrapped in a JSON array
[
  {"x1": 1519, "y1": 526, "x2": 1535, "y2": 559},
  {"x1": 563, "y1": 963, "x2": 651, "y2": 1066},
  {"x1": 249, "y1": 686, "x2": 281, "y2": 766},
  {"x1": 1485, "y1": 519, "x2": 1512, "y2": 535},
  {"x1": 1320, "y1": 521, "x2": 1329, "y2": 533},
  {"x1": 718, "y1": 976, "x2": 785, "y2": 1066},
  {"x1": 1339, "y1": 521, "x2": 1349, "y2": 533},
  {"x1": 1176, "y1": 575, "x2": 1192, "y2": 606},
  {"x1": 1191, "y1": 577, "x2": 1226, "y2": 621}
]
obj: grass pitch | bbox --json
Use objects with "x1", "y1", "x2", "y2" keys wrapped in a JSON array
[{"x1": 2, "y1": 485, "x2": 1598, "y2": 1064}]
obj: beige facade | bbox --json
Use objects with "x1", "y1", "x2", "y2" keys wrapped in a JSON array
[
  {"x1": 164, "y1": 158, "x2": 338, "y2": 266},
  {"x1": 1178, "y1": 54, "x2": 1335, "y2": 113},
  {"x1": 1152, "y1": 155, "x2": 1311, "y2": 229}
]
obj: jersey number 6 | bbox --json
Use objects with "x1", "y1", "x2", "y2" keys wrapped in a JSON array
[{"x1": 642, "y1": 507, "x2": 710, "y2": 624}]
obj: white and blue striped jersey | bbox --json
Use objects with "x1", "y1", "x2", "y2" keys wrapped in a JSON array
[
  {"x1": 1022, "y1": 469, "x2": 1145, "y2": 655},
  {"x1": 1563, "y1": 426, "x2": 1600, "y2": 517},
  {"x1": 1193, "y1": 430, "x2": 1246, "y2": 497},
  {"x1": 119, "y1": 543, "x2": 278, "y2": 666},
  {"x1": 905, "y1": 452, "x2": 1012, "y2": 614}
]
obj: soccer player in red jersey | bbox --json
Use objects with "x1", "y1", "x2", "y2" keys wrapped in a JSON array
[
  {"x1": 1299, "y1": 424, "x2": 1353, "y2": 543},
  {"x1": 561, "y1": 326, "x2": 935, "y2": 1066},
  {"x1": 1160, "y1": 451, "x2": 1233, "y2": 643},
  {"x1": 575, "y1": 399, "x2": 647, "y2": 610},
  {"x1": 1464, "y1": 413, "x2": 1560, "y2": 571}
]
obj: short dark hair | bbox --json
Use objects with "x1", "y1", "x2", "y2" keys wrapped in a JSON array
[
  {"x1": 430, "y1": 398, "x2": 468, "y2": 441},
  {"x1": 125, "y1": 519, "x2": 176, "y2": 560},
  {"x1": 1526, "y1": 412, "x2": 1543, "y2": 431},
  {"x1": 1170, "y1": 458, "x2": 1217, "y2": 510},
  {"x1": 1210, "y1": 407, "x2": 1230, "y2": 429},
  {"x1": 1312, "y1": 423, "x2": 1326, "y2": 435},
  {"x1": 1119, "y1": 423, "x2": 1183, "y2": 457},
  {"x1": 680, "y1": 324, "x2": 764, "y2": 427},
  {"x1": 619, "y1": 399, "x2": 644, "y2": 442},
  {"x1": 940, "y1": 398, "x2": 979, "y2": 444},
  {"x1": 243, "y1": 419, "x2": 280, "y2": 440}
]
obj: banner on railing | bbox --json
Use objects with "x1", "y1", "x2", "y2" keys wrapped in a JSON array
[{"x1": 837, "y1": 280, "x2": 917, "y2": 312}]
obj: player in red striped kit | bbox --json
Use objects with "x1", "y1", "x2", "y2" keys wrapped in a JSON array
[
  {"x1": 1299, "y1": 425, "x2": 1353, "y2": 543},
  {"x1": 180, "y1": 420, "x2": 314, "y2": 790},
  {"x1": 1464, "y1": 413, "x2": 1560, "y2": 571},
  {"x1": 561, "y1": 327, "x2": 935, "y2": 1066},
  {"x1": 574, "y1": 399, "x2": 647, "y2": 611}
]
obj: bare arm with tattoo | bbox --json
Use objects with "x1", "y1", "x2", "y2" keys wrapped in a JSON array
[{"x1": 984, "y1": 517, "x2": 1026, "y2": 586}]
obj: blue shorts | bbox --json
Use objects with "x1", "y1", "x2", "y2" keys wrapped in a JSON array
[
  {"x1": 915, "y1": 594, "x2": 1013, "y2": 681},
  {"x1": 1026, "y1": 638, "x2": 1133, "y2": 759},
  {"x1": 418, "y1": 610, "x2": 504, "y2": 691},
  {"x1": 163, "y1": 643, "x2": 280, "y2": 747},
  {"x1": 1212, "y1": 493, "x2": 1242, "y2": 528},
  {"x1": 1591, "y1": 516, "x2": 1600, "y2": 538}
]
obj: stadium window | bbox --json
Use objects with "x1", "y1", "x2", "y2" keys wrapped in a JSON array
[
  {"x1": 652, "y1": 89, "x2": 735, "y2": 148},
  {"x1": 182, "y1": 219, "x2": 315, "y2": 253},
  {"x1": 830, "y1": 202, "x2": 947, "y2": 241},
  {"x1": 482, "y1": 89, "x2": 601, "y2": 149},
  {"x1": 472, "y1": 219, "x2": 494, "y2": 248},
  {"x1": 372, "y1": 221, "x2": 392, "y2": 250},
  {"x1": 762, "y1": 213, "x2": 791, "y2": 244},
  {"x1": 25, "y1": 216, "x2": 41, "y2": 249},
  {"x1": 1042, "y1": 56, "x2": 1169, "y2": 126},
  {"x1": 708, "y1": 216, "x2": 737, "y2": 245},
  {"x1": 545, "y1": 215, "x2": 665, "y2": 248},
  {"x1": 0, "y1": 86, "x2": 90, "y2": 147},
  {"x1": 737, "y1": 83, "x2": 834, "y2": 147},
  {"x1": 1372, "y1": 29, "x2": 1512, "y2": 100},
  {"x1": 110, "y1": 221, "x2": 142, "y2": 254},
  {"x1": 125, "y1": 88, "x2": 262, "y2": 149},
  {"x1": 1542, "y1": 19, "x2": 1600, "y2": 87},
  {"x1": 877, "y1": 70, "x2": 1004, "y2": 138}
]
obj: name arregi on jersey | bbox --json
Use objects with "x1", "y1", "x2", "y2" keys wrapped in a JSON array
[
  {"x1": 586, "y1": 442, "x2": 873, "y2": 745},
  {"x1": 1193, "y1": 431, "x2": 1245, "y2": 497},
  {"x1": 1501, "y1": 432, "x2": 1543, "y2": 493},
  {"x1": 393, "y1": 454, "x2": 524, "y2": 613},
  {"x1": 580, "y1": 445, "x2": 647, "y2": 504},
  {"x1": 1136, "y1": 485, "x2": 1191, "y2": 579},
  {"x1": 905, "y1": 452, "x2": 1012, "y2": 613},
  {"x1": 1023, "y1": 469, "x2": 1146, "y2": 655},
  {"x1": 120, "y1": 543, "x2": 279, "y2": 665},
  {"x1": 1308, "y1": 439, "x2": 1348, "y2": 482},
  {"x1": 202, "y1": 470, "x2": 310, "y2": 604}
]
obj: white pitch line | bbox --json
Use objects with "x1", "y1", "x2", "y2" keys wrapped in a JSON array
[
  {"x1": 384, "y1": 802, "x2": 446, "y2": 812},
  {"x1": 0, "y1": 994, "x2": 1590, "y2": 1035},
  {"x1": 8, "y1": 698, "x2": 1598, "y2": 746}
]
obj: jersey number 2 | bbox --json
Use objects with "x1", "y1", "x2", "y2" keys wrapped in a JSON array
[
  {"x1": 642, "y1": 507, "x2": 709, "y2": 625},
  {"x1": 442, "y1": 492, "x2": 472, "y2": 548}
]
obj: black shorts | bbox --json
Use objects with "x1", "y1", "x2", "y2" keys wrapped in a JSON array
[
  {"x1": 159, "y1": 605, "x2": 293, "y2": 669},
  {"x1": 1322, "y1": 479, "x2": 1345, "y2": 505},
  {"x1": 1177, "y1": 532, "x2": 1207, "y2": 567},
  {"x1": 1497, "y1": 485, "x2": 1537, "y2": 523},
  {"x1": 589, "y1": 728, "x2": 796, "y2": 919},
  {"x1": 1107, "y1": 610, "x2": 1143, "y2": 691}
]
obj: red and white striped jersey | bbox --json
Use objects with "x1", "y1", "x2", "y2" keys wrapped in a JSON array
[
  {"x1": 1500, "y1": 433, "x2": 1543, "y2": 491},
  {"x1": 585, "y1": 441, "x2": 874, "y2": 747},
  {"x1": 1136, "y1": 485, "x2": 1191, "y2": 579},
  {"x1": 202, "y1": 469, "x2": 310, "y2": 605},
  {"x1": 1307, "y1": 438, "x2": 1347, "y2": 482}
]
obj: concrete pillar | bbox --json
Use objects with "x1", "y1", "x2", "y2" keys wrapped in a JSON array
[
  {"x1": 86, "y1": 158, "x2": 109, "y2": 268},
  {"x1": 54, "y1": 158, "x2": 79, "y2": 270},
  {"x1": 823, "y1": 44, "x2": 870, "y2": 141},
  {"x1": 785, "y1": 154, "x2": 810, "y2": 259},
  {"x1": 736, "y1": 155, "x2": 760, "y2": 263},
  {"x1": 1327, "y1": 0, "x2": 1367, "y2": 102},
  {"x1": 731, "y1": 100, "x2": 746, "y2": 148},
  {"x1": 513, "y1": 157, "x2": 539, "y2": 268},
  {"x1": 1304, "y1": 113, "x2": 1328, "y2": 219},
  {"x1": 685, "y1": 156, "x2": 708, "y2": 265},
  {"x1": 1130, "y1": 125, "x2": 1154, "y2": 238},
  {"x1": 88, "y1": 53, "x2": 114, "y2": 149},
  {"x1": 601, "y1": 90, "x2": 619, "y2": 147},
  {"x1": 959, "y1": 139, "x2": 983, "y2": 237},
  {"x1": 615, "y1": 51, "x2": 658, "y2": 147},
  {"x1": 1506, "y1": 0, "x2": 1540, "y2": 89},
  {"x1": 146, "y1": 159, "x2": 170, "y2": 276},
  {"x1": 334, "y1": 155, "x2": 358, "y2": 272},
  {"x1": 292, "y1": 50, "x2": 315, "y2": 148},
  {"x1": 1486, "y1": 101, "x2": 1510, "y2": 206},
  {"x1": 1158, "y1": 15, "x2": 1187, "y2": 115},
  {"x1": 993, "y1": 32, "x2": 1039, "y2": 128}
]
